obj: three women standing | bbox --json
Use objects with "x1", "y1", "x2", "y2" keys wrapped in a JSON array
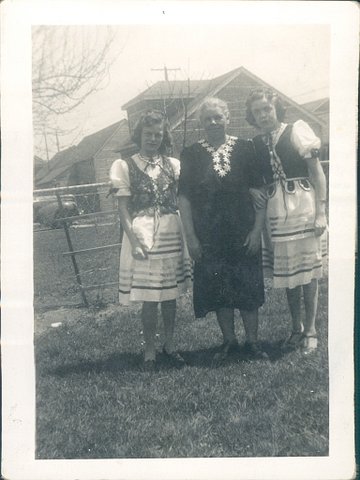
[
  {"x1": 111, "y1": 91, "x2": 327, "y2": 367},
  {"x1": 110, "y1": 111, "x2": 192, "y2": 370}
]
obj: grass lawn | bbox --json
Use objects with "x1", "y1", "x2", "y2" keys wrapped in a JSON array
[
  {"x1": 34, "y1": 221, "x2": 122, "y2": 308},
  {"x1": 35, "y1": 279, "x2": 328, "y2": 459}
]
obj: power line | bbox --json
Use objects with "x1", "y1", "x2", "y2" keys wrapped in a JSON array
[{"x1": 151, "y1": 65, "x2": 181, "y2": 82}]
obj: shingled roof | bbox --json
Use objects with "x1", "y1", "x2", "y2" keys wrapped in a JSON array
[
  {"x1": 122, "y1": 79, "x2": 211, "y2": 109},
  {"x1": 35, "y1": 120, "x2": 127, "y2": 186},
  {"x1": 170, "y1": 66, "x2": 327, "y2": 130},
  {"x1": 302, "y1": 97, "x2": 329, "y2": 113}
]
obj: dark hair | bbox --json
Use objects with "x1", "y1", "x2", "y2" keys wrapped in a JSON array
[
  {"x1": 131, "y1": 110, "x2": 173, "y2": 154},
  {"x1": 245, "y1": 88, "x2": 286, "y2": 127}
]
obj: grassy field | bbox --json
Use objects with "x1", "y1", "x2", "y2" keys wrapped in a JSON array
[
  {"x1": 34, "y1": 221, "x2": 122, "y2": 308},
  {"x1": 35, "y1": 279, "x2": 329, "y2": 459}
]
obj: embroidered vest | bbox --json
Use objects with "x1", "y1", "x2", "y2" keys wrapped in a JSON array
[
  {"x1": 125, "y1": 156, "x2": 178, "y2": 218},
  {"x1": 253, "y1": 124, "x2": 309, "y2": 184}
]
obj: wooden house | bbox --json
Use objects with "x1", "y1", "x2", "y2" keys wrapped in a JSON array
[
  {"x1": 120, "y1": 66, "x2": 329, "y2": 159},
  {"x1": 35, "y1": 119, "x2": 130, "y2": 211},
  {"x1": 36, "y1": 67, "x2": 328, "y2": 214}
]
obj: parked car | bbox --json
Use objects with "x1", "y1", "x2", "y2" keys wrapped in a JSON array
[{"x1": 33, "y1": 194, "x2": 81, "y2": 228}]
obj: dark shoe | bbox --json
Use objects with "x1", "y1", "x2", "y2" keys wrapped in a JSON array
[
  {"x1": 143, "y1": 360, "x2": 156, "y2": 372},
  {"x1": 213, "y1": 340, "x2": 240, "y2": 363},
  {"x1": 281, "y1": 331, "x2": 304, "y2": 352},
  {"x1": 162, "y1": 348, "x2": 186, "y2": 368},
  {"x1": 244, "y1": 342, "x2": 269, "y2": 360}
]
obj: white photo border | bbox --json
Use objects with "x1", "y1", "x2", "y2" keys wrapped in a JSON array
[{"x1": 1, "y1": 1, "x2": 358, "y2": 479}]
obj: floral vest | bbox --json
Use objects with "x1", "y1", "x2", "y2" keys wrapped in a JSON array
[{"x1": 125, "y1": 156, "x2": 178, "y2": 218}]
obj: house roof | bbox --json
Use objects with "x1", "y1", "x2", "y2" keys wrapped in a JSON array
[
  {"x1": 171, "y1": 66, "x2": 327, "y2": 131},
  {"x1": 302, "y1": 97, "x2": 329, "y2": 113},
  {"x1": 122, "y1": 80, "x2": 211, "y2": 109},
  {"x1": 35, "y1": 120, "x2": 127, "y2": 186}
]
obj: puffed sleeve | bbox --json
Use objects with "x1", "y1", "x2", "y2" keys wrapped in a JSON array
[
  {"x1": 291, "y1": 120, "x2": 321, "y2": 158},
  {"x1": 168, "y1": 157, "x2": 181, "y2": 181},
  {"x1": 178, "y1": 147, "x2": 193, "y2": 199},
  {"x1": 109, "y1": 159, "x2": 131, "y2": 196}
]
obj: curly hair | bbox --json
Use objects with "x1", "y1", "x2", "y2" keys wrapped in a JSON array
[
  {"x1": 245, "y1": 88, "x2": 286, "y2": 127},
  {"x1": 131, "y1": 110, "x2": 173, "y2": 154},
  {"x1": 198, "y1": 97, "x2": 230, "y2": 122}
]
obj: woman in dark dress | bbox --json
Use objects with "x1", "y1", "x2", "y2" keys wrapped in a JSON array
[{"x1": 178, "y1": 97, "x2": 268, "y2": 361}]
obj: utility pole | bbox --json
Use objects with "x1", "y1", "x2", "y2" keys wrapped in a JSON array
[
  {"x1": 151, "y1": 65, "x2": 180, "y2": 82},
  {"x1": 43, "y1": 129, "x2": 50, "y2": 171},
  {"x1": 55, "y1": 131, "x2": 60, "y2": 152}
]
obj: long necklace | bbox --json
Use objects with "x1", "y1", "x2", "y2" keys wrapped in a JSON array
[
  {"x1": 198, "y1": 136, "x2": 236, "y2": 178},
  {"x1": 262, "y1": 124, "x2": 286, "y2": 183}
]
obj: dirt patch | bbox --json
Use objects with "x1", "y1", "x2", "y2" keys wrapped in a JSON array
[{"x1": 34, "y1": 304, "x2": 123, "y2": 337}]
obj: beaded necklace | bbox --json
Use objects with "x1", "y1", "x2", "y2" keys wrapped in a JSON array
[
  {"x1": 138, "y1": 153, "x2": 163, "y2": 179},
  {"x1": 198, "y1": 135, "x2": 237, "y2": 178}
]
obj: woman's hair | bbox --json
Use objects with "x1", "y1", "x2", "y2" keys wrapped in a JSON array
[
  {"x1": 131, "y1": 110, "x2": 173, "y2": 154},
  {"x1": 245, "y1": 88, "x2": 286, "y2": 126},
  {"x1": 198, "y1": 97, "x2": 230, "y2": 121}
]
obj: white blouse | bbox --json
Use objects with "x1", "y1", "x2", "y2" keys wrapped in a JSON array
[
  {"x1": 290, "y1": 120, "x2": 321, "y2": 158},
  {"x1": 109, "y1": 154, "x2": 181, "y2": 197}
]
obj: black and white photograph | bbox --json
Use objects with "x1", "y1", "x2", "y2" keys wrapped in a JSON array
[{"x1": 1, "y1": 1, "x2": 358, "y2": 479}]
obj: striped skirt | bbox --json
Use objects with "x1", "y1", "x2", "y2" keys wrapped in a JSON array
[
  {"x1": 118, "y1": 213, "x2": 193, "y2": 304},
  {"x1": 262, "y1": 179, "x2": 328, "y2": 289}
]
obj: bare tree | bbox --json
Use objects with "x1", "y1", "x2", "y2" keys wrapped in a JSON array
[{"x1": 32, "y1": 26, "x2": 116, "y2": 157}]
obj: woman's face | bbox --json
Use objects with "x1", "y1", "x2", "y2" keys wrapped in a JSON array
[
  {"x1": 250, "y1": 97, "x2": 280, "y2": 132},
  {"x1": 140, "y1": 122, "x2": 164, "y2": 156},
  {"x1": 200, "y1": 105, "x2": 229, "y2": 140}
]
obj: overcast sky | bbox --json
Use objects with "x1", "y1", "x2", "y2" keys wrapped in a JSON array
[{"x1": 37, "y1": 24, "x2": 330, "y2": 156}]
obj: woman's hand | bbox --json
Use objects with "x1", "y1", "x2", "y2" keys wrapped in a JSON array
[
  {"x1": 314, "y1": 212, "x2": 327, "y2": 237},
  {"x1": 131, "y1": 242, "x2": 148, "y2": 260},
  {"x1": 249, "y1": 188, "x2": 267, "y2": 210},
  {"x1": 244, "y1": 229, "x2": 261, "y2": 255},
  {"x1": 187, "y1": 235, "x2": 202, "y2": 262}
]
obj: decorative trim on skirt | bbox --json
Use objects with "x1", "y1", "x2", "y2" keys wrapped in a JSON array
[
  {"x1": 262, "y1": 227, "x2": 328, "y2": 289},
  {"x1": 118, "y1": 214, "x2": 193, "y2": 304},
  {"x1": 263, "y1": 179, "x2": 328, "y2": 288}
]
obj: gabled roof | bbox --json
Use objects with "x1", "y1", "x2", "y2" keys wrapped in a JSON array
[
  {"x1": 122, "y1": 79, "x2": 211, "y2": 109},
  {"x1": 35, "y1": 146, "x2": 80, "y2": 185},
  {"x1": 302, "y1": 97, "x2": 329, "y2": 113},
  {"x1": 171, "y1": 66, "x2": 327, "y2": 130},
  {"x1": 36, "y1": 120, "x2": 127, "y2": 186},
  {"x1": 170, "y1": 67, "x2": 243, "y2": 129}
]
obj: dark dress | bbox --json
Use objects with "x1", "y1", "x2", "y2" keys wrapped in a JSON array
[{"x1": 178, "y1": 137, "x2": 265, "y2": 318}]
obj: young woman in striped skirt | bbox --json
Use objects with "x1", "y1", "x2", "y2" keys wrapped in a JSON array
[
  {"x1": 110, "y1": 111, "x2": 192, "y2": 370},
  {"x1": 246, "y1": 89, "x2": 327, "y2": 354}
]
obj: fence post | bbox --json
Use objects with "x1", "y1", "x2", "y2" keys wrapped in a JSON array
[{"x1": 55, "y1": 192, "x2": 89, "y2": 307}]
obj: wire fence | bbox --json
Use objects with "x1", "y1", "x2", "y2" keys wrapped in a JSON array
[
  {"x1": 34, "y1": 161, "x2": 329, "y2": 310},
  {"x1": 34, "y1": 182, "x2": 122, "y2": 309}
]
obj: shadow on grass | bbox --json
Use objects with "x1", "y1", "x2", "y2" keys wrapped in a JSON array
[{"x1": 48, "y1": 340, "x2": 291, "y2": 377}]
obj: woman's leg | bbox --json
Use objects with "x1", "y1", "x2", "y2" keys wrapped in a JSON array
[
  {"x1": 241, "y1": 309, "x2": 259, "y2": 344},
  {"x1": 141, "y1": 301, "x2": 158, "y2": 362},
  {"x1": 161, "y1": 299, "x2": 176, "y2": 353},
  {"x1": 286, "y1": 286, "x2": 303, "y2": 333},
  {"x1": 216, "y1": 308, "x2": 237, "y2": 344},
  {"x1": 241, "y1": 309, "x2": 268, "y2": 359},
  {"x1": 213, "y1": 308, "x2": 239, "y2": 361},
  {"x1": 303, "y1": 278, "x2": 318, "y2": 337}
]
